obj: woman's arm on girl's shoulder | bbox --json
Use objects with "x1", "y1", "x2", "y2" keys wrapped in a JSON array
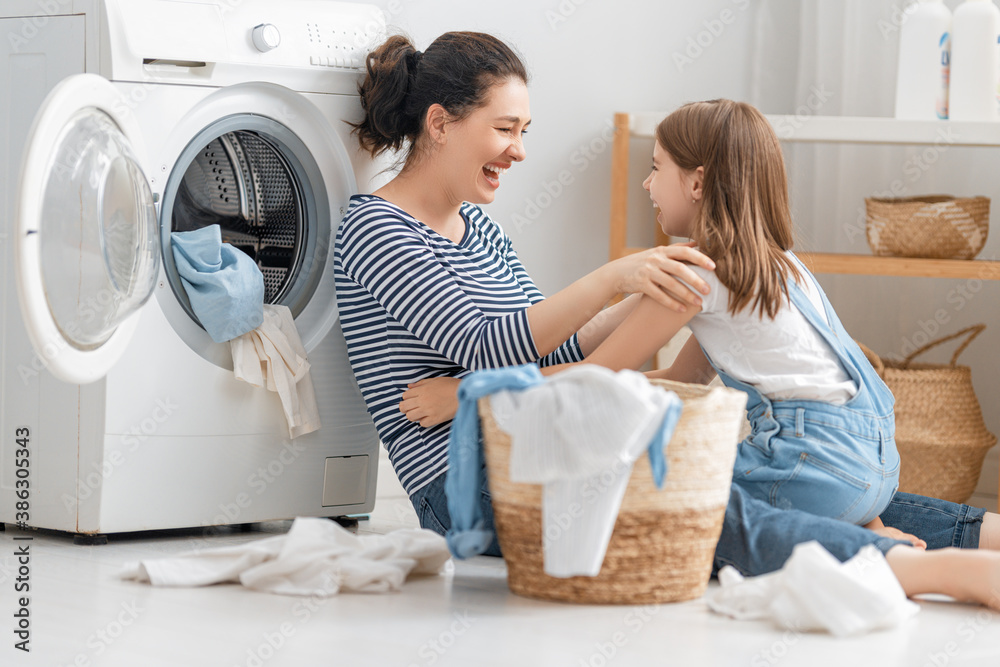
[
  {"x1": 499, "y1": 217, "x2": 713, "y2": 361},
  {"x1": 541, "y1": 295, "x2": 700, "y2": 376},
  {"x1": 645, "y1": 336, "x2": 717, "y2": 385}
]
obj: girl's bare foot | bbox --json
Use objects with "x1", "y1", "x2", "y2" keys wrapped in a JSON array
[{"x1": 886, "y1": 546, "x2": 1000, "y2": 610}]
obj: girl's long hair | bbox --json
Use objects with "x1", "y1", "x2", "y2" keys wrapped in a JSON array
[{"x1": 656, "y1": 99, "x2": 801, "y2": 319}]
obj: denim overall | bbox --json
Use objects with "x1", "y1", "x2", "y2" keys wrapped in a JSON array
[{"x1": 701, "y1": 256, "x2": 900, "y2": 526}]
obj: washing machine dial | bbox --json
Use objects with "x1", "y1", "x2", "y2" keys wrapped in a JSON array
[{"x1": 252, "y1": 24, "x2": 281, "y2": 52}]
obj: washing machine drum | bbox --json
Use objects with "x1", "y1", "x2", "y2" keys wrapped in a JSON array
[{"x1": 172, "y1": 131, "x2": 304, "y2": 304}]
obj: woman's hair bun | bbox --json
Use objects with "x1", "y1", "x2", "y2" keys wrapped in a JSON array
[{"x1": 352, "y1": 34, "x2": 422, "y2": 158}]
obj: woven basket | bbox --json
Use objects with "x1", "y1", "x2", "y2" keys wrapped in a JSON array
[
  {"x1": 865, "y1": 195, "x2": 990, "y2": 260},
  {"x1": 480, "y1": 379, "x2": 747, "y2": 605},
  {"x1": 859, "y1": 325, "x2": 997, "y2": 504}
]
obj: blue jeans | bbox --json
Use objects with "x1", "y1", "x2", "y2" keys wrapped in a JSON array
[
  {"x1": 732, "y1": 400, "x2": 901, "y2": 525},
  {"x1": 409, "y1": 466, "x2": 985, "y2": 575},
  {"x1": 409, "y1": 464, "x2": 502, "y2": 558}
]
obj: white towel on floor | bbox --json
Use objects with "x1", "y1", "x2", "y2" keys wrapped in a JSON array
[
  {"x1": 707, "y1": 541, "x2": 920, "y2": 636},
  {"x1": 119, "y1": 518, "x2": 451, "y2": 596},
  {"x1": 231, "y1": 305, "x2": 321, "y2": 439},
  {"x1": 489, "y1": 365, "x2": 679, "y2": 578}
]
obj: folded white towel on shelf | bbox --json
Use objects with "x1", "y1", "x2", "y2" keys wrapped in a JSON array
[
  {"x1": 489, "y1": 365, "x2": 680, "y2": 578},
  {"x1": 707, "y1": 541, "x2": 920, "y2": 636},
  {"x1": 231, "y1": 304, "x2": 321, "y2": 439},
  {"x1": 119, "y1": 518, "x2": 451, "y2": 596}
]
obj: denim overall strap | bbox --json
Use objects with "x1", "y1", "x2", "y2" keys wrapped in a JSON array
[
  {"x1": 699, "y1": 254, "x2": 899, "y2": 524},
  {"x1": 782, "y1": 253, "x2": 894, "y2": 419},
  {"x1": 706, "y1": 358, "x2": 778, "y2": 454},
  {"x1": 706, "y1": 253, "x2": 894, "y2": 426}
]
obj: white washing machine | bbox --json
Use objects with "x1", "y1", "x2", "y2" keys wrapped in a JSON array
[{"x1": 0, "y1": 0, "x2": 388, "y2": 538}]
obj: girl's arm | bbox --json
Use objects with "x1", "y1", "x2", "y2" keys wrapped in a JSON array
[
  {"x1": 645, "y1": 336, "x2": 717, "y2": 384},
  {"x1": 400, "y1": 299, "x2": 701, "y2": 426},
  {"x1": 576, "y1": 294, "x2": 642, "y2": 355},
  {"x1": 519, "y1": 244, "x2": 714, "y2": 359},
  {"x1": 541, "y1": 295, "x2": 701, "y2": 376}
]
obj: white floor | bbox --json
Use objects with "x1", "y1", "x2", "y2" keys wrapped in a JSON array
[{"x1": 3, "y1": 473, "x2": 1000, "y2": 667}]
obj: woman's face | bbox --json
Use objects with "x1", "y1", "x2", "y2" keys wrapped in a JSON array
[
  {"x1": 642, "y1": 141, "x2": 699, "y2": 239},
  {"x1": 438, "y1": 77, "x2": 530, "y2": 205}
]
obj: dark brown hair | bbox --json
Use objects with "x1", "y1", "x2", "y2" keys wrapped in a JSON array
[
  {"x1": 351, "y1": 32, "x2": 528, "y2": 161},
  {"x1": 656, "y1": 99, "x2": 801, "y2": 320}
]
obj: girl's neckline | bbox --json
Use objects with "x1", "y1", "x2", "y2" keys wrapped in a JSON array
[{"x1": 354, "y1": 193, "x2": 472, "y2": 248}]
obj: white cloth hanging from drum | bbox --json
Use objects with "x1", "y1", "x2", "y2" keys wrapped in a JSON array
[{"x1": 231, "y1": 304, "x2": 321, "y2": 439}]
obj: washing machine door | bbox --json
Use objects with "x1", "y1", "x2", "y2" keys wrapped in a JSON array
[{"x1": 14, "y1": 74, "x2": 160, "y2": 384}]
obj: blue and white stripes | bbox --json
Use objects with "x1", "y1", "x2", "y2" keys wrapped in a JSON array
[{"x1": 334, "y1": 195, "x2": 583, "y2": 495}]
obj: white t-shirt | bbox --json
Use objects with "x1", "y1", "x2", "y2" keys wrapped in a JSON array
[{"x1": 685, "y1": 258, "x2": 858, "y2": 405}]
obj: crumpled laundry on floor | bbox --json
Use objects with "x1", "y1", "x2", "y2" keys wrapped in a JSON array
[
  {"x1": 231, "y1": 304, "x2": 321, "y2": 439},
  {"x1": 119, "y1": 518, "x2": 451, "y2": 596},
  {"x1": 707, "y1": 541, "x2": 920, "y2": 636}
]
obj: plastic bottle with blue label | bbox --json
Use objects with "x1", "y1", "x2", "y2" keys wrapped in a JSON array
[
  {"x1": 949, "y1": 0, "x2": 1000, "y2": 121},
  {"x1": 895, "y1": 0, "x2": 952, "y2": 120}
]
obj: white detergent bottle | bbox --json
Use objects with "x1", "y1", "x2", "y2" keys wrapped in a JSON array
[
  {"x1": 895, "y1": 0, "x2": 952, "y2": 120},
  {"x1": 949, "y1": 0, "x2": 1000, "y2": 121}
]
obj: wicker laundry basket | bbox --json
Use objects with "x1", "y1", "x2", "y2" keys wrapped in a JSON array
[
  {"x1": 479, "y1": 379, "x2": 747, "y2": 605},
  {"x1": 865, "y1": 195, "x2": 990, "y2": 260},
  {"x1": 859, "y1": 326, "x2": 997, "y2": 504}
]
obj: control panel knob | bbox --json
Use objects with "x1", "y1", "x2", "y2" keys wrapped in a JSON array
[{"x1": 252, "y1": 24, "x2": 281, "y2": 53}]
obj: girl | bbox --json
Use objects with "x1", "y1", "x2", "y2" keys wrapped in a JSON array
[{"x1": 570, "y1": 99, "x2": 900, "y2": 530}]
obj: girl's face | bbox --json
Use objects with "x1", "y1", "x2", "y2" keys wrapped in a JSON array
[
  {"x1": 437, "y1": 78, "x2": 530, "y2": 205},
  {"x1": 642, "y1": 141, "x2": 701, "y2": 239}
]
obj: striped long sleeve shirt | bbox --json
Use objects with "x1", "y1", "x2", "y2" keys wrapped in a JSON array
[{"x1": 334, "y1": 195, "x2": 584, "y2": 495}]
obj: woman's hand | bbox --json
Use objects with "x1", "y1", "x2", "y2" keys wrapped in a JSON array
[
  {"x1": 399, "y1": 377, "x2": 461, "y2": 428},
  {"x1": 608, "y1": 242, "x2": 715, "y2": 312}
]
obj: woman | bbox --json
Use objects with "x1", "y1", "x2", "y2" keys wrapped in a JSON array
[{"x1": 334, "y1": 31, "x2": 998, "y2": 602}]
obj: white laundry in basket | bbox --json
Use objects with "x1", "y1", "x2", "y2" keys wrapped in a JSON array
[{"x1": 490, "y1": 366, "x2": 680, "y2": 578}]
